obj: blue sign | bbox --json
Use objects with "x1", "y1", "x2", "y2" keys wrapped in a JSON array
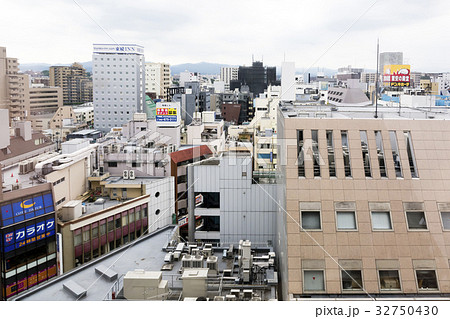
[
  {"x1": 1, "y1": 204, "x2": 13, "y2": 220},
  {"x1": 33, "y1": 196, "x2": 44, "y2": 211},
  {"x1": 36, "y1": 221, "x2": 46, "y2": 236},
  {"x1": 156, "y1": 115, "x2": 177, "y2": 122},
  {"x1": 43, "y1": 193, "x2": 53, "y2": 208},
  {"x1": 26, "y1": 224, "x2": 36, "y2": 239},
  {"x1": 46, "y1": 218, "x2": 55, "y2": 231}
]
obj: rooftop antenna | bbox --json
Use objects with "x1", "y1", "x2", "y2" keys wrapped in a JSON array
[{"x1": 375, "y1": 38, "x2": 379, "y2": 118}]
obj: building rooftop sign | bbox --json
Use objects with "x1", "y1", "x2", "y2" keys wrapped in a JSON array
[{"x1": 93, "y1": 44, "x2": 144, "y2": 55}]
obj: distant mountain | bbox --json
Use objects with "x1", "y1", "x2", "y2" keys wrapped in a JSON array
[
  {"x1": 20, "y1": 60, "x2": 342, "y2": 77},
  {"x1": 170, "y1": 62, "x2": 237, "y2": 75}
]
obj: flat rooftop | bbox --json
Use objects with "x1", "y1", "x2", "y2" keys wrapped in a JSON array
[
  {"x1": 280, "y1": 102, "x2": 450, "y2": 120},
  {"x1": 13, "y1": 226, "x2": 176, "y2": 301}
]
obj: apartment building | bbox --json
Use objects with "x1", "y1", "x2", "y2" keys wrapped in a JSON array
[
  {"x1": 49, "y1": 63, "x2": 92, "y2": 105},
  {"x1": 145, "y1": 62, "x2": 170, "y2": 99},
  {"x1": 92, "y1": 44, "x2": 146, "y2": 132},
  {"x1": 29, "y1": 86, "x2": 63, "y2": 131},
  {"x1": 277, "y1": 102, "x2": 450, "y2": 300},
  {"x1": 0, "y1": 46, "x2": 30, "y2": 124}
]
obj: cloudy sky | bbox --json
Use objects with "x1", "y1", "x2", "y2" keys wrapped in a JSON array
[{"x1": 1, "y1": 0, "x2": 449, "y2": 72}]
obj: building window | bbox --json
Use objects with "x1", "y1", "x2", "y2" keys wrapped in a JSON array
[
  {"x1": 440, "y1": 212, "x2": 450, "y2": 230},
  {"x1": 389, "y1": 131, "x2": 403, "y2": 178},
  {"x1": 379, "y1": 270, "x2": 401, "y2": 290},
  {"x1": 304, "y1": 270, "x2": 325, "y2": 291},
  {"x1": 297, "y1": 130, "x2": 305, "y2": 177},
  {"x1": 107, "y1": 220, "x2": 114, "y2": 232},
  {"x1": 115, "y1": 217, "x2": 122, "y2": 228},
  {"x1": 74, "y1": 233, "x2": 82, "y2": 246},
  {"x1": 312, "y1": 130, "x2": 320, "y2": 177},
  {"x1": 371, "y1": 211, "x2": 392, "y2": 230},
  {"x1": 416, "y1": 270, "x2": 438, "y2": 290},
  {"x1": 326, "y1": 130, "x2": 336, "y2": 177},
  {"x1": 92, "y1": 226, "x2": 98, "y2": 238},
  {"x1": 100, "y1": 223, "x2": 106, "y2": 236},
  {"x1": 341, "y1": 131, "x2": 351, "y2": 177},
  {"x1": 83, "y1": 229, "x2": 90, "y2": 243},
  {"x1": 122, "y1": 214, "x2": 128, "y2": 226},
  {"x1": 108, "y1": 161, "x2": 118, "y2": 167},
  {"x1": 360, "y1": 131, "x2": 371, "y2": 177},
  {"x1": 406, "y1": 211, "x2": 427, "y2": 230},
  {"x1": 301, "y1": 211, "x2": 321, "y2": 230},
  {"x1": 342, "y1": 270, "x2": 363, "y2": 291},
  {"x1": 404, "y1": 131, "x2": 418, "y2": 178},
  {"x1": 374, "y1": 131, "x2": 387, "y2": 177},
  {"x1": 336, "y1": 211, "x2": 357, "y2": 230}
]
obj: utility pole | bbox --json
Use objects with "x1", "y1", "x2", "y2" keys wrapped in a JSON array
[{"x1": 375, "y1": 38, "x2": 379, "y2": 118}]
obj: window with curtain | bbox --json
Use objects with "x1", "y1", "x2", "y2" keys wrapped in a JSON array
[
  {"x1": 336, "y1": 211, "x2": 357, "y2": 230},
  {"x1": 301, "y1": 211, "x2": 321, "y2": 230},
  {"x1": 371, "y1": 211, "x2": 392, "y2": 230}
]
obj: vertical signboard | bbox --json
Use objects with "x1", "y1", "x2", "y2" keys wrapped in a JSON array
[{"x1": 156, "y1": 102, "x2": 181, "y2": 127}]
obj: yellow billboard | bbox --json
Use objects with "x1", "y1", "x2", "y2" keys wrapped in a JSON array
[{"x1": 383, "y1": 65, "x2": 410, "y2": 87}]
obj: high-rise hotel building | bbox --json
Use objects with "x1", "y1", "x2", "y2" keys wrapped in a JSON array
[{"x1": 92, "y1": 44, "x2": 145, "y2": 132}]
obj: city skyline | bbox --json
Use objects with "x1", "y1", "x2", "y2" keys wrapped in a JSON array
[{"x1": 1, "y1": 0, "x2": 449, "y2": 72}]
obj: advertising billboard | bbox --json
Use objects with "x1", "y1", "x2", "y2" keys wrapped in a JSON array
[
  {"x1": 1, "y1": 192, "x2": 54, "y2": 227},
  {"x1": 156, "y1": 102, "x2": 181, "y2": 127},
  {"x1": 383, "y1": 65, "x2": 411, "y2": 87}
]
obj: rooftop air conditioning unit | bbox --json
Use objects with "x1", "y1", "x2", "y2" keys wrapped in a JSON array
[
  {"x1": 129, "y1": 170, "x2": 135, "y2": 179},
  {"x1": 123, "y1": 170, "x2": 129, "y2": 179}
]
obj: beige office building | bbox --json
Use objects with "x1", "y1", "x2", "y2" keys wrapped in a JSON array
[
  {"x1": 29, "y1": 86, "x2": 63, "y2": 130},
  {"x1": 145, "y1": 62, "x2": 170, "y2": 99},
  {"x1": 277, "y1": 103, "x2": 450, "y2": 300}
]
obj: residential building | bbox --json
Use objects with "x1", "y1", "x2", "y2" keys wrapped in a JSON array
[
  {"x1": 49, "y1": 63, "x2": 92, "y2": 105},
  {"x1": 361, "y1": 72, "x2": 378, "y2": 85},
  {"x1": 0, "y1": 46, "x2": 30, "y2": 124},
  {"x1": 145, "y1": 62, "x2": 170, "y2": 99},
  {"x1": 186, "y1": 111, "x2": 225, "y2": 153},
  {"x1": 92, "y1": 44, "x2": 146, "y2": 132},
  {"x1": 277, "y1": 101, "x2": 450, "y2": 300}
]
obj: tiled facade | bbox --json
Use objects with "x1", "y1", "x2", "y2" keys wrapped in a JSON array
[{"x1": 277, "y1": 115, "x2": 450, "y2": 300}]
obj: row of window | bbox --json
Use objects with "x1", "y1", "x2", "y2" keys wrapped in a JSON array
[
  {"x1": 301, "y1": 268, "x2": 439, "y2": 293},
  {"x1": 301, "y1": 209, "x2": 450, "y2": 231},
  {"x1": 52, "y1": 177, "x2": 65, "y2": 186},
  {"x1": 297, "y1": 130, "x2": 418, "y2": 179},
  {"x1": 73, "y1": 206, "x2": 148, "y2": 267}
]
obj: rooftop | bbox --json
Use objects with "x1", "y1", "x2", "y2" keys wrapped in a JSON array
[
  {"x1": 13, "y1": 226, "x2": 175, "y2": 301},
  {"x1": 280, "y1": 102, "x2": 450, "y2": 120}
]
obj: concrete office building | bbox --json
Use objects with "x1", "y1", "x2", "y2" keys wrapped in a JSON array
[
  {"x1": 92, "y1": 44, "x2": 145, "y2": 132},
  {"x1": 379, "y1": 52, "x2": 403, "y2": 73},
  {"x1": 145, "y1": 62, "x2": 170, "y2": 99},
  {"x1": 277, "y1": 101, "x2": 450, "y2": 300},
  {"x1": 220, "y1": 67, "x2": 238, "y2": 90},
  {"x1": 49, "y1": 63, "x2": 92, "y2": 105}
]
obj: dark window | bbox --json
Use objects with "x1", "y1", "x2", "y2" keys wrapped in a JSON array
[
  {"x1": 416, "y1": 270, "x2": 438, "y2": 290},
  {"x1": 342, "y1": 270, "x2": 363, "y2": 290}
]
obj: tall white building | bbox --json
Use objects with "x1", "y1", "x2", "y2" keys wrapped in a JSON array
[
  {"x1": 145, "y1": 62, "x2": 170, "y2": 99},
  {"x1": 281, "y1": 62, "x2": 295, "y2": 101},
  {"x1": 220, "y1": 67, "x2": 238, "y2": 90},
  {"x1": 92, "y1": 44, "x2": 145, "y2": 132}
]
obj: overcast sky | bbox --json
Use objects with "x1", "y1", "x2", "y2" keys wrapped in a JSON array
[{"x1": 1, "y1": 0, "x2": 449, "y2": 72}]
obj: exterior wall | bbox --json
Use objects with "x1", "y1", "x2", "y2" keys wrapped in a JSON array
[
  {"x1": 278, "y1": 115, "x2": 450, "y2": 299},
  {"x1": 46, "y1": 158, "x2": 89, "y2": 210},
  {"x1": 194, "y1": 155, "x2": 278, "y2": 245},
  {"x1": 145, "y1": 62, "x2": 170, "y2": 99},
  {"x1": 29, "y1": 86, "x2": 63, "y2": 117},
  {"x1": 93, "y1": 48, "x2": 145, "y2": 132}
]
